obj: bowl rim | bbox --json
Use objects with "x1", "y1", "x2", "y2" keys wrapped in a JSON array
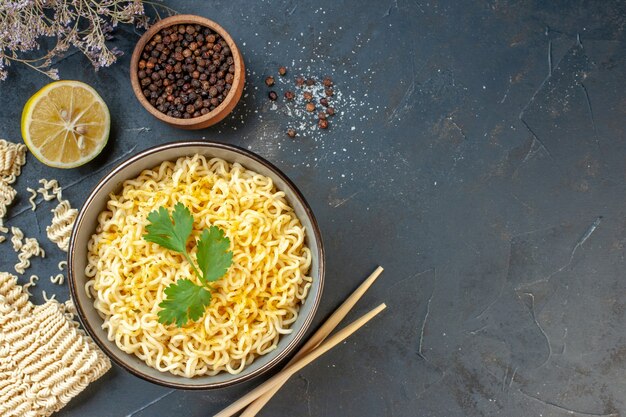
[
  {"x1": 67, "y1": 140, "x2": 325, "y2": 389},
  {"x1": 130, "y1": 14, "x2": 244, "y2": 127}
]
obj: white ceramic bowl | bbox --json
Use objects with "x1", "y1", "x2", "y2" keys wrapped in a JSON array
[{"x1": 68, "y1": 141, "x2": 325, "y2": 389}]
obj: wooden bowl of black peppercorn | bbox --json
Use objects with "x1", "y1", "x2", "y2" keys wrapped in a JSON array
[{"x1": 130, "y1": 15, "x2": 244, "y2": 130}]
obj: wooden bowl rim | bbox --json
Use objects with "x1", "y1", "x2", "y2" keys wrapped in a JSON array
[{"x1": 130, "y1": 14, "x2": 244, "y2": 127}]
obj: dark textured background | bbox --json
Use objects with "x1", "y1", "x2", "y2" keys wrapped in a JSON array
[{"x1": 1, "y1": 0, "x2": 626, "y2": 416}]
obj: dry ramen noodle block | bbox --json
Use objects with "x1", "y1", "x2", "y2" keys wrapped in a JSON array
[
  {"x1": 23, "y1": 177, "x2": 78, "y2": 252},
  {"x1": 0, "y1": 181, "x2": 17, "y2": 239},
  {"x1": 0, "y1": 139, "x2": 27, "y2": 241},
  {"x1": 11, "y1": 226, "x2": 45, "y2": 274},
  {"x1": 86, "y1": 155, "x2": 313, "y2": 377},
  {"x1": 0, "y1": 181, "x2": 16, "y2": 219},
  {"x1": 0, "y1": 272, "x2": 111, "y2": 417},
  {"x1": 0, "y1": 139, "x2": 27, "y2": 185},
  {"x1": 46, "y1": 200, "x2": 78, "y2": 252},
  {"x1": 10, "y1": 226, "x2": 23, "y2": 251},
  {"x1": 12, "y1": 230, "x2": 45, "y2": 275}
]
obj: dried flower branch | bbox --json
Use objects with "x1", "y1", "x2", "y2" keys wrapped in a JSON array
[{"x1": 0, "y1": 0, "x2": 175, "y2": 81}]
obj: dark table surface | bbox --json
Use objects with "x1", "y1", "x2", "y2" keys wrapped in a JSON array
[{"x1": 1, "y1": 0, "x2": 626, "y2": 416}]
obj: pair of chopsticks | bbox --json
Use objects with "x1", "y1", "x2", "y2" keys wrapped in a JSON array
[{"x1": 214, "y1": 266, "x2": 386, "y2": 417}]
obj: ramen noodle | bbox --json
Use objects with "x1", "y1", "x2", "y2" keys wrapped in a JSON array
[
  {"x1": 85, "y1": 155, "x2": 312, "y2": 377},
  {"x1": 50, "y1": 273, "x2": 64, "y2": 285},
  {"x1": 15, "y1": 236, "x2": 45, "y2": 274},
  {"x1": 47, "y1": 199, "x2": 78, "y2": 252},
  {"x1": 37, "y1": 178, "x2": 62, "y2": 201},
  {"x1": 27, "y1": 187, "x2": 37, "y2": 211},
  {"x1": 0, "y1": 139, "x2": 27, "y2": 184},
  {"x1": 0, "y1": 139, "x2": 26, "y2": 240}
]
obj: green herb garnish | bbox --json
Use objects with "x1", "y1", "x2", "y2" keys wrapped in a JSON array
[{"x1": 143, "y1": 202, "x2": 233, "y2": 327}]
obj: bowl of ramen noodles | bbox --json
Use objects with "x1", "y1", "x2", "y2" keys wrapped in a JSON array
[{"x1": 68, "y1": 141, "x2": 324, "y2": 388}]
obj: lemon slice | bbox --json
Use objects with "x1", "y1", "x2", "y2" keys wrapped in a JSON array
[{"x1": 21, "y1": 81, "x2": 110, "y2": 169}]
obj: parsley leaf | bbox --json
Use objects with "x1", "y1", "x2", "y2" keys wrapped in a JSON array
[
  {"x1": 143, "y1": 203, "x2": 233, "y2": 327},
  {"x1": 197, "y1": 226, "x2": 233, "y2": 282},
  {"x1": 157, "y1": 279, "x2": 213, "y2": 327},
  {"x1": 143, "y1": 202, "x2": 193, "y2": 253}
]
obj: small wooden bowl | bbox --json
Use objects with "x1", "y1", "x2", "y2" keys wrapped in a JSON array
[{"x1": 130, "y1": 15, "x2": 245, "y2": 130}]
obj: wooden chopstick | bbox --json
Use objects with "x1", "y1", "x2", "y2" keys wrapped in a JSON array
[
  {"x1": 213, "y1": 303, "x2": 387, "y2": 417},
  {"x1": 240, "y1": 266, "x2": 384, "y2": 417}
]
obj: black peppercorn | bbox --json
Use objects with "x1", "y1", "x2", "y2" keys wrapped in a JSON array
[
  {"x1": 137, "y1": 24, "x2": 235, "y2": 119},
  {"x1": 295, "y1": 76, "x2": 305, "y2": 87},
  {"x1": 320, "y1": 98, "x2": 329, "y2": 107},
  {"x1": 326, "y1": 107, "x2": 335, "y2": 116},
  {"x1": 268, "y1": 91, "x2": 278, "y2": 101},
  {"x1": 284, "y1": 91, "x2": 295, "y2": 100}
]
